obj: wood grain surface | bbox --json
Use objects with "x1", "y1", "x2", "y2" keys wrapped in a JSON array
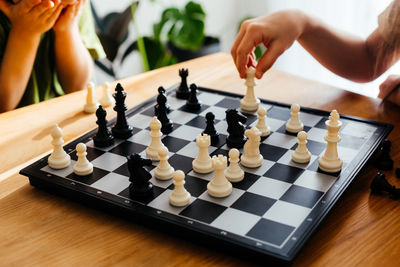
[{"x1": 1, "y1": 53, "x2": 400, "y2": 266}]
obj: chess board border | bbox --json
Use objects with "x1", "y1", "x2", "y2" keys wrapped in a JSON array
[{"x1": 20, "y1": 84, "x2": 393, "y2": 262}]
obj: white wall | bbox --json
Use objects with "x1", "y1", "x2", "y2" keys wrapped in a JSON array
[{"x1": 92, "y1": 0, "x2": 396, "y2": 97}]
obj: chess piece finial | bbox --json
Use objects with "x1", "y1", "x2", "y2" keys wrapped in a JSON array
[{"x1": 169, "y1": 170, "x2": 191, "y2": 207}]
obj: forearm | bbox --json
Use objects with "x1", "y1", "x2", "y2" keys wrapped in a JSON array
[
  {"x1": 54, "y1": 26, "x2": 92, "y2": 93},
  {"x1": 298, "y1": 13, "x2": 377, "y2": 82},
  {"x1": 0, "y1": 29, "x2": 40, "y2": 112}
]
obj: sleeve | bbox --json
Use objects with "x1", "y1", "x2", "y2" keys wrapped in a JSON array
[
  {"x1": 378, "y1": 0, "x2": 400, "y2": 48},
  {"x1": 78, "y1": 0, "x2": 106, "y2": 59}
]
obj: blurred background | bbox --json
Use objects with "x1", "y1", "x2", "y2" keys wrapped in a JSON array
[{"x1": 91, "y1": 0, "x2": 397, "y2": 98}]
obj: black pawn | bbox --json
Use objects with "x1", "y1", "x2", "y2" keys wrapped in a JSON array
[
  {"x1": 377, "y1": 139, "x2": 394, "y2": 170},
  {"x1": 176, "y1": 68, "x2": 190, "y2": 99},
  {"x1": 93, "y1": 105, "x2": 114, "y2": 147},
  {"x1": 370, "y1": 172, "x2": 400, "y2": 198},
  {"x1": 157, "y1": 92, "x2": 173, "y2": 134},
  {"x1": 127, "y1": 154, "x2": 153, "y2": 197},
  {"x1": 225, "y1": 109, "x2": 247, "y2": 149},
  {"x1": 202, "y1": 112, "x2": 219, "y2": 145},
  {"x1": 186, "y1": 83, "x2": 201, "y2": 111},
  {"x1": 112, "y1": 83, "x2": 133, "y2": 139},
  {"x1": 154, "y1": 86, "x2": 170, "y2": 115}
]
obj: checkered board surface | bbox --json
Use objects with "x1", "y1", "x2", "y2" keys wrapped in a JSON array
[{"x1": 21, "y1": 86, "x2": 392, "y2": 261}]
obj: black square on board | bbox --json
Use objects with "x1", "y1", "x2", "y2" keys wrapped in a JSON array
[
  {"x1": 168, "y1": 154, "x2": 195, "y2": 174},
  {"x1": 70, "y1": 146, "x2": 104, "y2": 161},
  {"x1": 179, "y1": 199, "x2": 227, "y2": 224},
  {"x1": 178, "y1": 104, "x2": 210, "y2": 114},
  {"x1": 276, "y1": 125, "x2": 312, "y2": 136},
  {"x1": 246, "y1": 218, "x2": 295, "y2": 246},
  {"x1": 244, "y1": 114, "x2": 258, "y2": 126},
  {"x1": 280, "y1": 185, "x2": 323, "y2": 208},
  {"x1": 109, "y1": 141, "x2": 147, "y2": 157},
  {"x1": 66, "y1": 167, "x2": 110, "y2": 185},
  {"x1": 267, "y1": 106, "x2": 291, "y2": 121},
  {"x1": 215, "y1": 98, "x2": 240, "y2": 109},
  {"x1": 291, "y1": 139, "x2": 326, "y2": 156},
  {"x1": 118, "y1": 185, "x2": 165, "y2": 205},
  {"x1": 161, "y1": 136, "x2": 191, "y2": 153},
  {"x1": 210, "y1": 147, "x2": 230, "y2": 158},
  {"x1": 232, "y1": 172, "x2": 260, "y2": 190},
  {"x1": 264, "y1": 163, "x2": 305, "y2": 183},
  {"x1": 168, "y1": 175, "x2": 208, "y2": 197},
  {"x1": 231, "y1": 192, "x2": 276, "y2": 216},
  {"x1": 113, "y1": 162, "x2": 130, "y2": 177},
  {"x1": 259, "y1": 144, "x2": 288, "y2": 162}
]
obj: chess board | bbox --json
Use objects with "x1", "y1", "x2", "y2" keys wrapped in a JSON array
[{"x1": 20, "y1": 85, "x2": 392, "y2": 262}]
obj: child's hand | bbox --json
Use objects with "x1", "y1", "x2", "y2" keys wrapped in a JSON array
[
  {"x1": 231, "y1": 10, "x2": 307, "y2": 79},
  {"x1": 53, "y1": 0, "x2": 86, "y2": 33},
  {"x1": 0, "y1": 0, "x2": 63, "y2": 37},
  {"x1": 378, "y1": 75, "x2": 400, "y2": 106}
]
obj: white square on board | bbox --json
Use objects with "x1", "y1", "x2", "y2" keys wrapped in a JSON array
[
  {"x1": 263, "y1": 200, "x2": 311, "y2": 228},
  {"x1": 247, "y1": 177, "x2": 291, "y2": 200},
  {"x1": 211, "y1": 208, "x2": 261, "y2": 236}
]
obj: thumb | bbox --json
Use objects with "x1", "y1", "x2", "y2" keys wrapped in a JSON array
[{"x1": 0, "y1": 0, "x2": 12, "y2": 17}]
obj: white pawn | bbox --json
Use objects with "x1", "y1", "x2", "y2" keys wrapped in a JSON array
[
  {"x1": 292, "y1": 131, "x2": 311, "y2": 163},
  {"x1": 155, "y1": 147, "x2": 174, "y2": 180},
  {"x1": 225, "y1": 149, "x2": 244, "y2": 182},
  {"x1": 73, "y1": 143, "x2": 93, "y2": 176},
  {"x1": 241, "y1": 127, "x2": 263, "y2": 168},
  {"x1": 255, "y1": 106, "x2": 270, "y2": 137},
  {"x1": 207, "y1": 155, "x2": 232, "y2": 198},
  {"x1": 318, "y1": 110, "x2": 343, "y2": 173},
  {"x1": 169, "y1": 170, "x2": 191, "y2": 207},
  {"x1": 240, "y1": 67, "x2": 260, "y2": 112},
  {"x1": 84, "y1": 82, "x2": 99, "y2": 113},
  {"x1": 48, "y1": 124, "x2": 71, "y2": 169},
  {"x1": 99, "y1": 82, "x2": 115, "y2": 108},
  {"x1": 286, "y1": 104, "x2": 304, "y2": 133},
  {"x1": 146, "y1": 117, "x2": 166, "y2": 161},
  {"x1": 192, "y1": 134, "x2": 213, "y2": 173}
]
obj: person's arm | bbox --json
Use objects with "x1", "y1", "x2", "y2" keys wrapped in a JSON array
[
  {"x1": 231, "y1": 10, "x2": 399, "y2": 81},
  {"x1": 53, "y1": 0, "x2": 92, "y2": 94},
  {"x1": 0, "y1": 0, "x2": 63, "y2": 112}
]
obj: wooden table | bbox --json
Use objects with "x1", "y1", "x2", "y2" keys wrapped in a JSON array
[{"x1": 1, "y1": 53, "x2": 399, "y2": 266}]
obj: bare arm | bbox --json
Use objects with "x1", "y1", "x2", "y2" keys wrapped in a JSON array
[{"x1": 231, "y1": 10, "x2": 399, "y2": 81}]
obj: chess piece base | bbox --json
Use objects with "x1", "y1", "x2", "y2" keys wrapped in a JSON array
[
  {"x1": 112, "y1": 126, "x2": 133, "y2": 139},
  {"x1": 176, "y1": 90, "x2": 190, "y2": 100},
  {"x1": 318, "y1": 157, "x2": 342, "y2": 173},
  {"x1": 74, "y1": 163, "x2": 93, "y2": 176},
  {"x1": 292, "y1": 151, "x2": 311, "y2": 164},
  {"x1": 224, "y1": 169, "x2": 244, "y2": 182},
  {"x1": 207, "y1": 182, "x2": 232, "y2": 198},
  {"x1": 161, "y1": 124, "x2": 173, "y2": 135},
  {"x1": 155, "y1": 167, "x2": 174, "y2": 180},
  {"x1": 241, "y1": 155, "x2": 263, "y2": 168},
  {"x1": 240, "y1": 98, "x2": 260, "y2": 113},
  {"x1": 286, "y1": 123, "x2": 304, "y2": 134},
  {"x1": 169, "y1": 191, "x2": 191, "y2": 207},
  {"x1": 129, "y1": 183, "x2": 153, "y2": 197},
  {"x1": 48, "y1": 154, "x2": 71, "y2": 169},
  {"x1": 192, "y1": 160, "x2": 213, "y2": 174},
  {"x1": 93, "y1": 135, "x2": 115, "y2": 148}
]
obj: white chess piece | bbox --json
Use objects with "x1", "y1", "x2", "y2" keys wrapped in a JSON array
[
  {"x1": 240, "y1": 127, "x2": 263, "y2": 168},
  {"x1": 146, "y1": 117, "x2": 166, "y2": 161},
  {"x1": 255, "y1": 106, "x2": 270, "y2": 137},
  {"x1": 48, "y1": 124, "x2": 71, "y2": 169},
  {"x1": 192, "y1": 134, "x2": 213, "y2": 173},
  {"x1": 225, "y1": 148, "x2": 244, "y2": 182},
  {"x1": 84, "y1": 82, "x2": 99, "y2": 113},
  {"x1": 169, "y1": 170, "x2": 191, "y2": 207},
  {"x1": 155, "y1": 147, "x2": 174, "y2": 180},
  {"x1": 292, "y1": 131, "x2": 311, "y2": 163},
  {"x1": 318, "y1": 110, "x2": 343, "y2": 173},
  {"x1": 207, "y1": 155, "x2": 232, "y2": 198},
  {"x1": 286, "y1": 104, "x2": 304, "y2": 133},
  {"x1": 99, "y1": 82, "x2": 115, "y2": 108},
  {"x1": 240, "y1": 67, "x2": 260, "y2": 112},
  {"x1": 73, "y1": 143, "x2": 93, "y2": 176}
]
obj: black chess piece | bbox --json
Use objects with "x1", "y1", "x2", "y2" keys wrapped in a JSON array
[
  {"x1": 202, "y1": 112, "x2": 219, "y2": 145},
  {"x1": 127, "y1": 154, "x2": 153, "y2": 197},
  {"x1": 93, "y1": 105, "x2": 114, "y2": 147},
  {"x1": 157, "y1": 93, "x2": 173, "y2": 134},
  {"x1": 370, "y1": 172, "x2": 400, "y2": 198},
  {"x1": 112, "y1": 83, "x2": 133, "y2": 139},
  {"x1": 154, "y1": 86, "x2": 170, "y2": 115},
  {"x1": 376, "y1": 139, "x2": 394, "y2": 170},
  {"x1": 226, "y1": 109, "x2": 247, "y2": 149},
  {"x1": 176, "y1": 68, "x2": 190, "y2": 99},
  {"x1": 185, "y1": 83, "x2": 201, "y2": 111}
]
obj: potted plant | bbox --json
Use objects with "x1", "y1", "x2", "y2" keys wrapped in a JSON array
[{"x1": 122, "y1": 0, "x2": 220, "y2": 71}]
